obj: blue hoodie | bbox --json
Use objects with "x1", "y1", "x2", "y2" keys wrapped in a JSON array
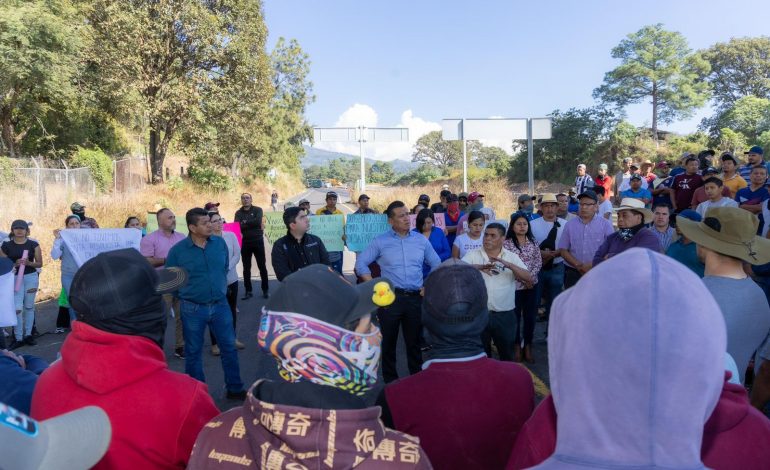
[{"x1": 0, "y1": 353, "x2": 48, "y2": 414}]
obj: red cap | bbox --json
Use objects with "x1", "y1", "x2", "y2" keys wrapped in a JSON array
[
  {"x1": 468, "y1": 192, "x2": 484, "y2": 203},
  {"x1": 204, "y1": 202, "x2": 220, "y2": 211}
]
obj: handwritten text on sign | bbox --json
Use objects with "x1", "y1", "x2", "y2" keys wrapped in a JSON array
[
  {"x1": 345, "y1": 214, "x2": 390, "y2": 252},
  {"x1": 409, "y1": 213, "x2": 445, "y2": 230},
  {"x1": 60, "y1": 228, "x2": 142, "y2": 267},
  {"x1": 264, "y1": 212, "x2": 286, "y2": 244},
  {"x1": 309, "y1": 215, "x2": 345, "y2": 252}
]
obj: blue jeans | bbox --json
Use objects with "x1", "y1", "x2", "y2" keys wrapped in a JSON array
[
  {"x1": 535, "y1": 263, "x2": 564, "y2": 330},
  {"x1": 13, "y1": 272, "x2": 38, "y2": 341},
  {"x1": 329, "y1": 253, "x2": 343, "y2": 274},
  {"x1": 180, "y1": 298, "x2": 244, "y2": 393},
  {"x1": 61, "y1": 273, "x2": 76, "y2": 322}
]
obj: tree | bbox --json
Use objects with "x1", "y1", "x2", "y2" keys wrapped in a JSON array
[
  {"x1": 370, "y1": 161, "x2": 395, "y2": 184},
  {"x1": 412, "y1": 130, "x2": 462, "y2": 175},
  {"x1": 703, "y1": 96, "x2": 770, "y2": 142},
  {"x1": 81, "y1": 0, "x2": 274, "y2": 183},
  {"x1": 472, "y1": 144, "x2": 511, "y2": 177},
  {"x1": 0, "y1": 0, "x2": 82, "y2": 158},
  {"x1": 717, "y1": 128, "x2": 748, "y2": 154},
  {"x1": 593, "y1": 24, "x2": 710, "y2": 141},
  {"x1": 701, "y1": 37, "x2": 770, "y2": 110}
]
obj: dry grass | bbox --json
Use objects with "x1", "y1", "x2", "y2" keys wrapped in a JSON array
[{"x1": 0, "y1": 173, "x2": 304, "y2": 301}]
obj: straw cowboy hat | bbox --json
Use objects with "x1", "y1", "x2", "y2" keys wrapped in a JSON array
[
  {"x1": 677, "y1": 206, "x2": 770, "y2": 265},
  {"x1": 539, "y1": 193, "x2": 559, "y2": 205},
  {"x1": 615, "y1": 198, "x2": 654, "y2": 224}
]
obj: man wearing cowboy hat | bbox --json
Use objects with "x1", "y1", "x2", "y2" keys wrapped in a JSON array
[
  {"x1": 678, "y1": 207, "x2": 770, "y2": 384},
  {"x1": 593, "y1": 198, "x2": 661, "y2": 266}
]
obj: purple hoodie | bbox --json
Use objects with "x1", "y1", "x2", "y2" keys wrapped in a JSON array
[{"x1": 532, "y1": 248, "x2": 726, "y2": 469}]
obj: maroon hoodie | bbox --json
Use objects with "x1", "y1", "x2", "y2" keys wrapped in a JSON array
[
  {"x1": 189, "y1": 381, "x2": 433, "y2": 469},
  {"x1": 507, "y1": 377, "x2": 770, "y2": 470}
]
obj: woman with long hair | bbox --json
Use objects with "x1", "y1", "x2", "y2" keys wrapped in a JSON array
[
  {"x1": 452, "y1": 210, "x2": 485, "y2": 259},
  {"x1": 1, "y1": 220, "x2": 43, "y2": 348},
  {"x1": 51, "y1": 214, "x2": 81, "y2": 331},
  {"x1": 208, "y1": 212, "x2": 244, "y2": 355},
  {"x1": 504, "y1": 212, "x2": 542, "y2": 363},
  {"x1": 414, "y1": 209, "x2": 450, "y2": 277}
]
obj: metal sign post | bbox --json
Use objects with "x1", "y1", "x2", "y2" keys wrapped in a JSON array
[
  {"x1": 313, "y1": 127, "x2": 409, "y2": 192},
  {"x1": 442, "y1": 117, "x2": 552, "y2": 194}
]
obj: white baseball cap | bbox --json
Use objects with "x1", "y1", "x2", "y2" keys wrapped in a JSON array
[{"x1": 0, "y1": 402, "x2": 111, "y2": 470}]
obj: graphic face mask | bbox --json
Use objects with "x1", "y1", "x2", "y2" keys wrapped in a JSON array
[{"x1": 258, "y1": 310, "x2": 382, "y2": 396}]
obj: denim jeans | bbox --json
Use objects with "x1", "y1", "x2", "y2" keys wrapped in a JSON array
[
  {"x1": 14, "y1": 272, "x2": 39, "y2": 341},
  {"x1": 329, "y1": 254, "x2": 343, "y2": 275},
  {"x1": 535, "y1": 263, "x2": 565, "y2": 319},
  {"x1": 61, "y1": 273, "x2": 76, "y2": 322},
  {"x1": 482, "y1": 309, "x2": 516, "y2": 361},
  {"x1": 180, "y1": 298, "x2": 244, "y2": 392}
]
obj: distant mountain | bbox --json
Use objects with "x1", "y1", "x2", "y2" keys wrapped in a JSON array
[{"x1": 301, "y1": 145, "x2": 417, "y2": 174}]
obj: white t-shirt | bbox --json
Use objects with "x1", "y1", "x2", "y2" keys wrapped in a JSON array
[
  {"x1": 479, "y1": 207, "x2": 496, "y2": 222},
  {"x1": 530, "y1": 217, "x2": 567, "y2": 265},
  {"x1": 696, "y1": 197, "x2": 739, "y2": 218},
  {"x1": 453, "y1": 233, "x2": 483, "y2": 259},
  {"x1": 617, "y1": 173, "x2": 649, "y2": 192},
  {"x1": 462, "y1": 247, "x2": 527, "y2": 312},
  {"x1": 598, "y1": 199, "x2": 613, "y2": 220}
]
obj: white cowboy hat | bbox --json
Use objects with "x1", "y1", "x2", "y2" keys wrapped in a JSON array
[
  {"x1": 539, "y1": 193, "x2": 559, "y2": 205},
  {"x1": 614, "y1": 198, "x2": 654, "y2": 224}
]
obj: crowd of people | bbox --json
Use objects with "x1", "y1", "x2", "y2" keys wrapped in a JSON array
[{"x1": 3, "y1": 146, "x2": 770, "y2": 469}]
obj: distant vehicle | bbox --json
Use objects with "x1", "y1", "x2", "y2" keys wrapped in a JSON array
[
  {"x1": 308, "y1": 179, "x2": 323, "y2": 188},
  {"x1": 323, "y1": 182, "x2": 332, "y2": 188}
]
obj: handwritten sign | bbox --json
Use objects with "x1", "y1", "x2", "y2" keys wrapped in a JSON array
[
  {"x1": 409, "y1": 213, "x2": 446, "y2": 230},
  {"x1": 309, "y1": 214, "x2": 345, "y2": 252},
  {"x1": 146, "y1": 212, "x2": 189, "y2": 235},
  {"x1": 0, "y1": 258, "x2": 15, "y2": 327},
  {"x1": 222, "y1": 222, "x2": 242, "y2": 247},
  {"x1": 60, "y1": 228, "x2": 142, "y2": 267},
  {"x1": 264, "y1": 212, "x2": 286, "y2": 244},
  {"x1": 345, "y1": 214, "x2": 390, "y2": 252}
]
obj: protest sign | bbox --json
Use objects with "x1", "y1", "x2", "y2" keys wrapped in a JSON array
[
  {"x1": 264, "y1": 212, "x2": 286, "y2": 244},
  {"x1": 345, "y1": 214, "x2": 389, "y2": 252},
  {"x1": 222, "y1": 222, "x2": 242, "y2": 247},
  {"x1": 146, "y1": 212, "x2": 189, "y2": 235},
  {"x1": 60, "y1": 228, "x2": 142, "y2": 267},
  {"x1": 409, "y1": 213, "x2": 446, "y2": 230},
  {"x1": 0, "y1": 258, "x2": 15, "y2": 327},
  {"x1": 309, "y1": 214, "x2": 345, "y2": 252}
]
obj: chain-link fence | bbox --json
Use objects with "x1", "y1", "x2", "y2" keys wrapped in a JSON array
[{"x1": 6, "y1": 156, "x2": 148, "y2": 211}]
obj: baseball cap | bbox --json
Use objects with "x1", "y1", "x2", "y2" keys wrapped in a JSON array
[
  {"x1": 656, "y1": 161, "x2": 671, "y2": 169},
  {"x1": 629, "y1": 162, "x2": 640, "y2": 169},
  {"x1": 517, "y1": 194, "x2": 535, "y2": 204},
  {"x1": 70, "y1": 248, "x2": 188, "y2": 322},
  {"x1": 441, "y1": 184, "x2": 450, "y2": 190},
  {"x1": 440, "y1": 189, "x2": 451, "y2": 198},
  {"x1": 577, "y1": 189, "x2": 598, "y2": 202},
  {"x1": 703, "y1": 167, "x2": 719, "y2": 175},
  {"x1": 265, "y1": 264, "x2": 393, "y2": 327},
  {"x1": 358, "y1": 194, "x2": 370, "y2": 201},
  {"x1": 622, "y1": 157, "x2": 633, "y2": 163},
  {"x1": 458, "y1": 192, "x2": 469, "y2": 199},
  {"x1": 423, "y1": 260, "x2": 487, "y2": 324},
  {"x1": 745, "y1": 145, "x2": 764, "y2": 156},
  {"x1": 721, "y1": 152, "x2": 738, "y2": 164},
  {"x1": 598, "y1": 163, "x2": 608, "y2": 171},
  {"x1": 11, "y1": 219, "x2": 29, "y2": 230},
  {"x1": 677, "y1": 209, "x2": 702, "y2": 223},
  {"x1": 630, "y1": 174, "x2": 642, "y2": 181},
  {"x1": 681, "y1": 151, "x2": 696, "y2": 160},
  {"x1": 298, "y1": 198, "x2": 310, "y2": 205},
  {"x1": 70, "y1": 202, "x2": 85, "y2": 212},
  {"x1": 203, "y1": 202, "x2": 220, "y2": 211},
  {"x1": 418, "y1": 194, "x2": 430, "y2": 203},
  {"x1": 326, "y1": 191, "x2": 338, "y2": 199},
  {"x1": 468, "y1": 191, "x2": 483, "y2": 202},
  {"x1": 0, "y1": 402, "x2": 111, "y2": 470}
]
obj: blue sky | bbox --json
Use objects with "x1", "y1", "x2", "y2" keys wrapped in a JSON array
[{"x1": 264, "y1": 0, "x2": 770, "y2": 160}]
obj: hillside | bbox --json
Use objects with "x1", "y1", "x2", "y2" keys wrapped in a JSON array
[{"x1": 301, "y1": 145, "x2": 417, "y2": 174}]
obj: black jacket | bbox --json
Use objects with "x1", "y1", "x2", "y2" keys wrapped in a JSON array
[
  {"x1": 234, "y1": 206, "x2": 264, "y2": 242},
  {"x1": 271, "y1": 233, "x2": 330, "y2": 281}
]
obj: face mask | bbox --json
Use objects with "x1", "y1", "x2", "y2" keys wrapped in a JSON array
[{"x1": 258, "y1": 309, "x2": 381, "y2": 396}]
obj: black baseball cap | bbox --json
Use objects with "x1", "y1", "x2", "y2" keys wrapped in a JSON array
[
  {"x1": 358, "y1": 194, "x2": 370, "y2": 201},
  {"x1": 326, "y1": 191, "x2": 338, "y2": 199},
  {"x1": 577, "y1": 189, "x2": 598, "y2": 202},
  {"x1": 439, "y1": 189, "x2": 451, "y2": 198},
  {"x1": 10, "y1": 220, "x2": 28, "y2": 230},
  {"x1": 70, "y1": 249, "x2": 187, "y2": 322},
  {"x1": 630, "y1": 174, "x2": 642, "y2": 181},
  {"x1": 265, "y1": 264, "x2": 393, "y2": 327},
  {"x1": 418, "y1": 194, "x2": 430, "y2": 203},
  {"x1": 423, "y1": 260, "x2": 487, "y2": 324},
  {"x1": 721, "y1": 152, "x2": 738, "y2": 164}
]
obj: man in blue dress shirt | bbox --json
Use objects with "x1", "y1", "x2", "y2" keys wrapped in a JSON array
[
  {"x1": 356, "y1": 200, "x2": 441, "y2": 382},
  {"x1": 166, "y1": 208, "x2": 246, "y2": 400}
]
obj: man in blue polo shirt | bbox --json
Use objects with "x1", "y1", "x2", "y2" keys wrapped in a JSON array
[
  {"x1": 355, "y1": 200, "x2": 441, "y2": 383},
  {"x1": 166, "y1": 207, "x2": 246, "y2": 400}
]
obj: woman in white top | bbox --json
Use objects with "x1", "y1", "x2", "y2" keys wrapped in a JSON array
[
  {"x1": 209, "y1": 212, "x2": 243, "y2": 354},
  {"x1": 452, "y1": 210, "x2": 485, "y2": 259}
]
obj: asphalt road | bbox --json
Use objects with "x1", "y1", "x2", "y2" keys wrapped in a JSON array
[{"x1": 12, "y1": 187, "x2": 550, "y2": 411}]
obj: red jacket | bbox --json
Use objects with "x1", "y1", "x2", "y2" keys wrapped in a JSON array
[
  {"x1": 507, "y1": 377, "x2": 770, "y2": 470},
  {"x1": 31, "y1": 322, "x2": 219, "y2": 470}
]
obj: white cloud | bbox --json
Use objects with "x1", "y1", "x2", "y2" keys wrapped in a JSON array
[{"x1": 313, "y1": 104, "x2": 441, "y2": 161}]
